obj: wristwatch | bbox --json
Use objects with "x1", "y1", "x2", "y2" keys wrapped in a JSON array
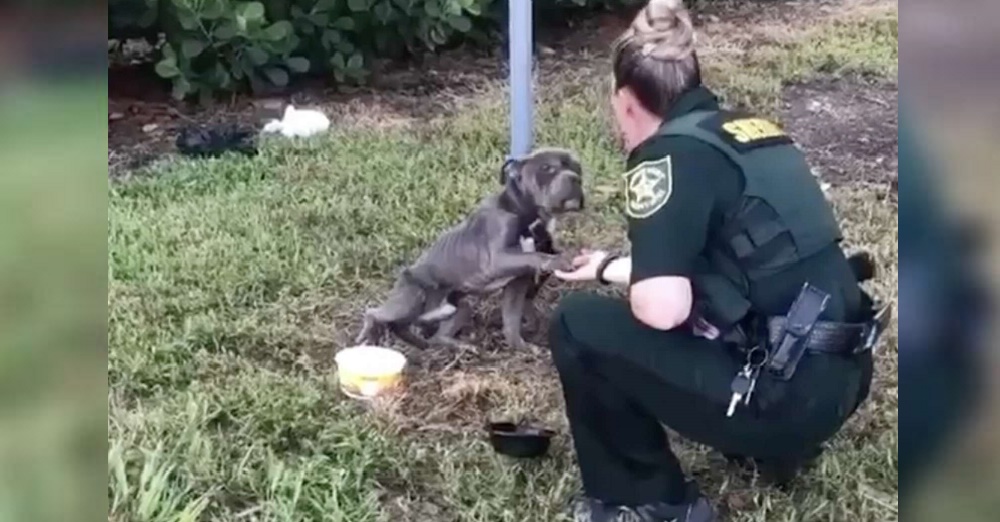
[{"x1": 596, "y1": 253, "x2": 622, "y2": 285}]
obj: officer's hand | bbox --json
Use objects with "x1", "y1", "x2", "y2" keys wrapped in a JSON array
[{"x1": 553, "y1": 249, "x2": 609, "y2": 282}]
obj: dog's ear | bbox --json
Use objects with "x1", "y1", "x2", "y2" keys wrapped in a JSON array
[
  {"x1": 566, "y1": 153, "x2": 583, "y2": 177},
  {"x1": 500, "y1": 158, "x2": 521, "y2": 185}
]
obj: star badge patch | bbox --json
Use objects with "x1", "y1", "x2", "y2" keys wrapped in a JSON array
[{"x1": 623, "y1": 156, "x2": 673, "y2": 219}]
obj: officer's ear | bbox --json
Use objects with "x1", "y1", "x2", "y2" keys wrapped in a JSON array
[{"x1": 500, "y1": 158, "x2": 522, "y2": 185}]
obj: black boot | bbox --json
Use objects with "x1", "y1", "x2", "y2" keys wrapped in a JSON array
[
  {"x1": 569, "y1": 482, "x2": 716, "y2": 522},
  {"x1": 627, "y1": 481, "x2": 716, "y2": 522},
  {"x1": 569, "y1": 496, "x2": 626, "y2": 522}
]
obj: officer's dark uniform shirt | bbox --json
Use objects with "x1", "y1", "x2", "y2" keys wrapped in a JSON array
[{"x1": 624, "y1": 86, "x2": 862, "y2": 323}]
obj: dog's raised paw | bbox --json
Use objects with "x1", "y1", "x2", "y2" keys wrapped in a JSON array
[{"x1": 542, "y1": 255, "x2": 574, "y2": 273}]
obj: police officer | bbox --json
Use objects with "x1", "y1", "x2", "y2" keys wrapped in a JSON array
[{"x1": 548, "y1": 1, "x2": 890, "y2": 520}]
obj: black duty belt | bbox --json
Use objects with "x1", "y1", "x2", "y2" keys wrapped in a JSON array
[
  {"x1": 695, "y1": 284, "x2": 893, "y2": 381},
  {"x1": 761, "y1": 283, "x2": 893, "y2": 381},
  {"x1": 766, "y1": 303, "x2": 892, "y2": 357}
]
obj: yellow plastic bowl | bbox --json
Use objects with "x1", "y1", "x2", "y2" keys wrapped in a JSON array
[{"x1": 334, "y1": 345, "x2": 407, "y2": 399}]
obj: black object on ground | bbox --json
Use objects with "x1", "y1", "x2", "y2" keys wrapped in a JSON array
[
  {"x1": 176, "y1": 123, "x2": 258, "y2": 158},
  {"x1": 487, "y1": 422, "x2": 555, "y2": 458}
]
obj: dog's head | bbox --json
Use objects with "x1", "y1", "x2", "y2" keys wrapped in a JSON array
[{"x1": 501, "y1": 148, "x2": 585, "y2": 215}]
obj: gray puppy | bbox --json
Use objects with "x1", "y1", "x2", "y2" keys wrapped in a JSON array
[{"x1": 355, "y1": 148, "x2": 585, "y2": 351}]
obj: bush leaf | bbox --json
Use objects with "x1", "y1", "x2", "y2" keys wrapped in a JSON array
[
  {"x1": 429, "y1": 25, "x2": 447, "y2": 45},
  {"x1": 177, "y1": 9, "x2": 201, "y2": 31},
  {"x1": 162, "y1": 43, "x2": 177, "y2": 60},
  {"x1": 263, "y1": 67, "x2": 290, "y2": 87},
  {"x1": 310, "y1": 12, "x2": 330, "y2": 26},
  {"x1": 171, "y1": 77, "x2": 192, "y2": 100},
  {"x1": 347, "y1": 53, "x2": 364, "y2": 70},
  {"x1": 374, "y1": 2, "x2": 393, "y2": 23},
  {"x1": 323, "y1": 29, "x2": 342, "y2": 46},
  {"x1": 286, "y1": 57, "x2": 311, "y2": 73},
  {"x1": 213, "y1": 62, "x2": 230, "y2": 87},
  {"x1": 202, "y1": 0, "x2": 226, "y2": 19},
  {"x1": 240, "y1": 2, "x2": 266, "y2": 21},
  {"x1": 214, "y1": 21, "x2": 238, "y2": 40},
  {"x1": 446, "y1": 15, "x2": 471, "y2": 33},
  {"x1": 155, "y1": 59, "x2": 181, "y2": 79},
  {"x1": 348, "y1": 0, "x2": 369, "y2": 12},
  {"x1": 336, "y1": 41, "x2": 356, "y2": 55},
  {"x1": 332, "y1": 17, "x2": 355, "y2": 31},
  {"x1": 181, "y1": 38, "x2": 206, "y2": 58},
  {"x1": 264, "y1": 21, "x2": 293, "y2": 41},
  {"x1": 330, "y1": 53, "x2": 346, "y2": 70},
  {"x1": 247, "y1": 45, "x2": 269, "y2": 66}
]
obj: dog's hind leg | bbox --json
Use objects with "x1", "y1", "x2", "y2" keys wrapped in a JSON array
[
  {"x1": 417, "y1": 301, "x2": 458, "y2": 323},
  {"x1": 429, "y1": 298, "x2": 477, "y2": 353},
  {"x1": 389, "y1": 323, "x2": 431, "y2": 350},
  {"x1": 412, "y1": 289, "x2": 457, "y2": 339},
  {"x1": 357, "y1": 281, "x2": 430, "y2": 348}
]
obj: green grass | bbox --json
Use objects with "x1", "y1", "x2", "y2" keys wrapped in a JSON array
[{"x1": 108, "y1": 5, "x2": 899, "y2": 521}]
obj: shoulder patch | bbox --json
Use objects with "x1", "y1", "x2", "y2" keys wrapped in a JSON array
[
  {"x1": 622, "y1": 156, "x2": 673, "y2": 219},
  {"x1": 697, "y1": 111, "x2": 794, "y2": 152}
]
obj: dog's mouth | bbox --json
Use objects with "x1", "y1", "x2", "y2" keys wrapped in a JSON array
[
  {"x1": 543, "y1": 197, "x2": 584, "y2": 216},
  {"x1": 558, "y1": 190, "x2": 585, "y2": 211},
  {"x1": 561, "y1": 198, "x2": 583, "y2": 211}
]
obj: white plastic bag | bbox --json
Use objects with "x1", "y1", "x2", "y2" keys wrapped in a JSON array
[{"x1": 261, "y1": 105, "x2": 330, "y2": 138}]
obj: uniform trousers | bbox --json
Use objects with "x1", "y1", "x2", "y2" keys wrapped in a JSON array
[{"x1": 548, "y1": 292, "x2": 870, "y2": 506}]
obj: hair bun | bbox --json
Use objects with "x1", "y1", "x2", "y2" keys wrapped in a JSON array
[{"x1": 629, "y1": 0, "x2": 696, "y2": 60}]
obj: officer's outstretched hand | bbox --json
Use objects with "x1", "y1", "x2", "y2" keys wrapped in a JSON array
[{"x1": 553, "y1": 249, "x2": 609, "y2": 282}]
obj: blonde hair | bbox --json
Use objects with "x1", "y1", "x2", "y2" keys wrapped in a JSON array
[{"x1": 612, "y1": 0, "x2": 701, "y2": 115}]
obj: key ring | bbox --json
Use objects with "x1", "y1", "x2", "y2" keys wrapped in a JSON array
[{"x1": 745, "y1": 345, "x2": 768, "y2": 369}]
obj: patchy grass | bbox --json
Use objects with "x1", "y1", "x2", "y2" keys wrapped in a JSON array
[
  {"x1": 696, "y1": 0, "x2": 898, "y2": 114},
  {"x1": 108, "y1": 3, "x2": 899, "y2": 521}
]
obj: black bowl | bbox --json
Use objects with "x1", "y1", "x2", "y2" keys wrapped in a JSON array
[{"x1": 487, "y1": 422, "x2": 556, "y2": 459}]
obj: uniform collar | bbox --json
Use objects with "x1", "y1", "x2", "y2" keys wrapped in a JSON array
[
  {"x1": 626, "y1": 85, "x2": 720, "y2": 167},
  {"x1": 664, "y1": 85, "x2": 720, "y2": 122}
]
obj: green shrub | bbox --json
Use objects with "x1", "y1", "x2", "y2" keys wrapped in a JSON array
[
  {"x1": 109, "y1": 0, "x2": 161, "y2": 41},
  {"x1": 155, "y1": 0, "x2": 309, "y2": 100},
  {"x1": 110, "y1": 0, "x2": 648, "y2": 100}
]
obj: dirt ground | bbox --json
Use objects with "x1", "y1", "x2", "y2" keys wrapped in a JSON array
[{"x1": 782, "y1": 78, "x2": 898, "y2": 187}]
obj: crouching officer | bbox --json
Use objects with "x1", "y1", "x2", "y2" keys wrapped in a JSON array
[{"x1": 548, "y1": 1, "x2": 892, "y2": 521}]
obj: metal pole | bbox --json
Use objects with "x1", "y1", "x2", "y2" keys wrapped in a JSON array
[{"x1": 509, "y1": 0, "x2": 533, "y2": 159}]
